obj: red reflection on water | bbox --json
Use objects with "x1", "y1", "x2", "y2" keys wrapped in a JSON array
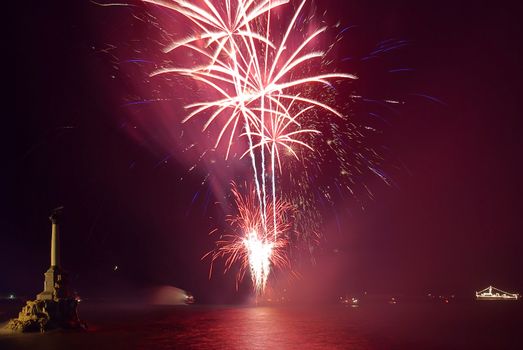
[{"x1": 147, "y1": 306, "x2": 369, "y2": 350}]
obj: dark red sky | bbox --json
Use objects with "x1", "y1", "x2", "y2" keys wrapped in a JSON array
[{"x1": 4, "y1": 0, "x2": 523, "y2": 302}]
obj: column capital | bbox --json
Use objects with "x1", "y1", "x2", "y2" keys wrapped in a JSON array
[{"x1": 49, "y1": 207, "x2": 63, "y2": 224}]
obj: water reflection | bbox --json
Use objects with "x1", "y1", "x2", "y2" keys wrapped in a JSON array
[
  {"x1": 2, "y1": 302, "x2": 521, "y2": 349},
  {"x1": 147, "y1": 306, "x2": 369, "y2": 349}
]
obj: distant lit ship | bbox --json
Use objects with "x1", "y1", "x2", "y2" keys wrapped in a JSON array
[{"x1": 475, "y1": 286, "x2": 519, "y2": 301}]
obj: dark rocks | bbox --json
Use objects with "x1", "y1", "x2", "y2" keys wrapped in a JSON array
[{"x1": 6, "y1": 298, "x2": 86, "y2": 333}]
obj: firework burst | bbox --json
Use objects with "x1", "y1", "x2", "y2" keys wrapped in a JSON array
[
  {"x1": 204, "y1": 183, "x2": 291, "y2": 293},
  {"x1": 138, "y1": 0, "x2": 364, "y2": 293}
]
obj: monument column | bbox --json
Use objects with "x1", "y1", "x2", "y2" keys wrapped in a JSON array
[
  {"x1": 37, "y1": 207, "x2": 66, "y2": 301},
  {"x1": 50, "y1": 214, "x2": 60, "y2": 268}
]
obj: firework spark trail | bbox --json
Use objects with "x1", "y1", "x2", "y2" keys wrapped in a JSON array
[{"x1": 144, "y1": 0, "x2": 356, "y2": 292}]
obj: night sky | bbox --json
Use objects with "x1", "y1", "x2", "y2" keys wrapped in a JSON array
[{"x1": 4, "y1": 0, "x2": 523, "y2": 303}]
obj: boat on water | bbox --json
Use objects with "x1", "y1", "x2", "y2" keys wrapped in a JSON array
[{"x1": 475, "y1": 286, "x2": 519, "y2": 300}]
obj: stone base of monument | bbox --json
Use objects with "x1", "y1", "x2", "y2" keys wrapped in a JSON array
[{"x1": 6, "y1": 298, "x2": 86, "y2": 333}]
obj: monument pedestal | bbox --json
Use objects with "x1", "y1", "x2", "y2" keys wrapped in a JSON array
[{"x1": 36, "y1": 266, "x2": 69, "y2": 301}]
